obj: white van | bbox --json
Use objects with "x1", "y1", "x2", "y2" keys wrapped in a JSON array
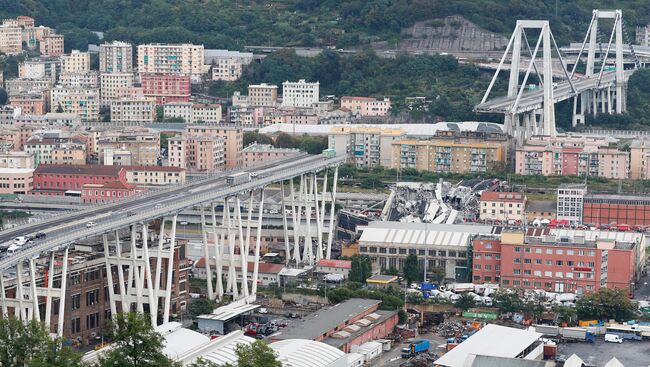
[
  {"x1": 14, "y1": 236, "x2": 27, "y2": 245},
  {"x1": 605, "y1": 334, "x2": 623, "y2": 343}
]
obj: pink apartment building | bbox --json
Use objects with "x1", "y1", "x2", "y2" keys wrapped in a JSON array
[
  {"x1": 515, "y1": 136, "x2": 629, "y2": 179},
  {"x1": 340, "y1": 96, "x2": 391, "y2": 116},
  {"x1": 140, "y1": 73, "x2": 191, "y2": 105},
  {"x1": 241, "y1": 143, "x2": 300, "y2": 167}
]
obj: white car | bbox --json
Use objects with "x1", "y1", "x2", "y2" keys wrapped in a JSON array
[
  {"x1": 258, "y1": 307, "x2": 269, "y2": 314},
  {"x1": 86, "y1": 222, "x2": 97, "y2": 228},
  {"x1": 604, "y1": 334, "x2": 623, "y2": 343}
]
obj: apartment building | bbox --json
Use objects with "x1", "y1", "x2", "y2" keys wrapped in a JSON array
[
  {"x1": 192, "y1": 104, "x2": 222, "y2": 123},
  {"x1": 163, "y1": 102, "x2": 193, "y2": 122},
  {"x1": 475, "y1": 228, "x2": 643, "y2": 295},
  {"x1": 185, "y1": 124, "x2": 242, "y2": 168},
  {"x1": 636, "y1": 24, "x2": 650, "y2": 47},
  {"x1": 19, "y1": 58, "x2": 60, "y2": 82},
  {"x1": 61, "y1": 50, "x2": 90, "y2": 73},
  {"x1": 515, "y1": 135, "x2": 629, "y2": 179},
  {"x1": 14, "y1": 112, "x2": 82, "y2": 127},
  {"x1": 0, "y1": 151, "x2": 34, "y2": 194},
  {"x1": 391, "y1": 132, "x2": 508, "y2": 174},
  {"x1": 21, "y1": 25, "x2": 52, "y2": 50},
  {"x1": 163, "y1": 102, "x2": 222, "y2": 123},
  {"x1": 206, "y1": 49, "x2": 253, "y2": 81},
  {"x1": 50, "y1": 86, "x2": 100, "y2": 121},
  {"x1": 0, "y1": 125, "x2": 37, "y2": 150},
  {"x1": 479, "y1": 191, "x2": 527, "y2": 223},
  {"x1": 59, "y1": 71, "x2": 100, "y2": 88},
  {"x1": 341, "y1": 96, "x2": 391, "y2": 117},
  {"x1": 124, "y1": 165, "x2": 186, "y2": 186},
  {"x1": 630, "y1": 140, "x2": 650, "y2": 179},
  {"x1": 328, "y1": 126, "x2": 406, "y2": 168},
  {"x1": 167, "y1": 135, "x2": 225, "y2": 172},
  {"x1": 110, "y1": 97, "x2": 156, "y2": 123},
  {"x1": 9, "y1": 92, "x2": 47, "y2": 115},
  {"x1": 281, "y1": 79, "x2": 319, "y2": 108},
  {"x1": 40, "y1": 34, "x2": 64, "y2": 57},
  {"x1": 97, "y1": 128, "x2": 160, "y2": 166},
  {"x1": 100, "y1": 73, "x2": 134, "y2": 106},
  {"x1": 24, "y1": 138, "x2": 87, "y2": 166},
  {"x1": 228, "y1": 105, "x2": 255, "y2": 127},
  {"x1": 0, "y1": 22, "x2": 22, "y2": 55},
  {"x1": 99, "y1": 41, "x2": 133, "y2": 73},
  {"x1": 248, "y1": 83, "x2": 278, "y2": 107},
  {"x1": 140, "y1": 73, "x2": 191, "y2": 105},
  {"x1": 5, "y1": 77, "x2": 52, "y2": 96},
  {"x1": 137, "y1": 43, "x2": 205, "y2": 78},
  {"x1": 556, "y1": 183, "x2": 587, "y2": 224},
  {"x1": 242, "y1": 143, "x2": 300, "y2": 167}
]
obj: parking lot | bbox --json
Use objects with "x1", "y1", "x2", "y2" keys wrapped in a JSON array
[{"x1": 557, "y1": 338, "x2": 650, "y2": 367}]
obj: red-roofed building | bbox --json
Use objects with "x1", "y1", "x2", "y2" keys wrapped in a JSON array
[
  {"x1": 81, "y1": 180, "x2": 139, "y2": 203},
  {"x1": 140, "y1": 73, "x2": 191, "y2": 105},
  {"x1": 31, "y1": 164, "x2": 127, "y2": 197},
  {"x1": 316, "y1": 259, "x2": 352, "y2": 278},
  {"x1": 479, "y1": 191, "x2": 527, "y2": 223}
]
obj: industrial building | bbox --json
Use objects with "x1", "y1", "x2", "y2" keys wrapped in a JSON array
[
  {"x1": 435, "y1": 324, "x2": 544, "y2": 367},
  {"x1": 357, "y1": 221, "x2": 497, "y2": 281},
  {"x1": 271, "y1": 298, "x2": 398, "y2": 353}
]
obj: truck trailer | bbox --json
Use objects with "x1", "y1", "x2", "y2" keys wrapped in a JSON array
[
  {"x1": 226, "y1": 172, "x2": 251, "y2": 185},
  {"x1": 401, "y1": 339, "x2": 429, "y2": 358}
]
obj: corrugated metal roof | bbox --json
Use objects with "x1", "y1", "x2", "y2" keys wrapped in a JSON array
[
  {"x1": 435, "y1": 325, "x2": 543, "y2": 367},
  {"x1": 271, "y1": 339, "x2": 347, "y2": 367},
  {"x1": 359, "y1": 222, "x2": 493, "y2": 248},
  {"x1": 197, "y1": 301, "x2": 259, "y2": 322}
]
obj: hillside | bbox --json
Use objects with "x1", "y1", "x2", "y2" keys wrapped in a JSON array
[{"x1": 2, "y1": 0, "x2": 650, "y2": 52}]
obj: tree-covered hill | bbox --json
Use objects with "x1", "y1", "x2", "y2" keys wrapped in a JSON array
[{"x1": 2, "y1": 0, "x2": 650, "y2": 51}]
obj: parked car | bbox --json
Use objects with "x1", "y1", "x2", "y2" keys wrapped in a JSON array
[
  {"x1": 605, "y1": 334, "x2": 623, "y2": 343},
  {"x1": 86, "y1": 222, "x2": 97, "y2": 228}
]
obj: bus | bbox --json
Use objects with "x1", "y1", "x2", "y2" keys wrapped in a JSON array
[{"x1": 605, "y1": 326, "x2": 643, "y2": 340}]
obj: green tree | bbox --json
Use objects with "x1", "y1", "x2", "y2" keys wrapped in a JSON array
[
  {"x1": 243, "y1": 131, "x2": 274, "y2": 147},
  {"x1": 349, "y1": 255, "x2": 372, "y2": 283},
  {"x1": 188, "y1": 298, "x2": 218, "y2": 319},
  {"x1": 398, "y1": 309, "x2": 408, "y2": 324},
  {"x1": 492, "y1": 290, "x2": 525, "y2": 314},
  {"x1": 235, "y1": 340, "x2": 282, "y2": 367},
  {"x1": 553, "y1": 305, "x2": 578, "y2": 325},
  {"x1": 403, "y1": 254, "x2": 421, "y2": 285},
  {"x1": 274, "y1": 132, "x2": 296, "y2": 149},
  {"x1": 454, "y1": 293, "x2": 476, "y2": 311},
  {"x1": 99, "y1": 312, "x2": 178, "y2": 367},
  {"x1": 385, "y1": 266, "x2": 398, "y2": 276},
  {"x1": 160, "y1": 133, "x2": 176, "y2": 151},
  {"x1": 0, "y1": 317, "x2": 82, "y2": 367},
  {"x1": 429, "y1": 267, "x2": 446, "y2": 285},
  {"x1": 576, "y1": 288, "x2": 636, "y2": 321}
]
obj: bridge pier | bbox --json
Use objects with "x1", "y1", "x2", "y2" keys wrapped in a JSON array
[
  {"x1": 0, "y1": 247, "x2": 70, "y2": 336},
  {"x1": 103, "y1": 214, "x2": 178, "y2": 325}
]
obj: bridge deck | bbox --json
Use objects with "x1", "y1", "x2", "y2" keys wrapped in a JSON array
[
  {"x1": 0, "y1": 154, "x2": 344, "y2": 271},
  {"x1": 474, "y1": 70, "x2": 632, "y2": 114}
]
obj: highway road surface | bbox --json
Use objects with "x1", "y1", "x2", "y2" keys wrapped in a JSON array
[{"x1": 0, "y1": 154, "x2": 344, "y2": 272}]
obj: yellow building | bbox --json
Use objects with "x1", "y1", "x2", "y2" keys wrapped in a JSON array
[
  {"x1": 391, "y1": 133, "x2": 507, "y2": 174},
  {"x1": 328, "y1": 126, "x2": 406, "y2": 167}
]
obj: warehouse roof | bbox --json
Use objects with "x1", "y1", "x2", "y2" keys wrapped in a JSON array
[
  {"x1": 271, "y1": 339, "x2": 347, "y2": 367},
  {"x1": 435, "y1": 324, "x2": 542, "y2": 367},
  {"x1": 464, "y1": 355, "x2": 553, "y2": 367},
  {"x1": 273, "y1": 298, "x2": 380, "y2": 341},
  {"x1": 359, "y1": 221, "x2": 495, "y2": 247}
]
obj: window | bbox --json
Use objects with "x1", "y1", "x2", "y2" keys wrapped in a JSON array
[
  {"x1": 534, "y1": 270, "x2": 542, "y2": 276},
  {"x1": 475, "y1": 254, "x2": 481, "y2": 259},
  {"x1": 514, "y1": 247, "x2": 521, "y2": 253},
  {"x1": 398, "y1": 248, "x2": 406, "y2": 255},
  {"x1": 69, "y1": 272, "x2": 81, "y2": 285},
  {"x1": 534, "y1": 281, "x2": 542, "y2": 288},
  {"x1": 71, "y1": 294, "x2": 81, "y2": 310},
  {"x1": 523, "y1": 280, "x2": 531, "y2": 286},
  {"x1": 546, "y1": 249, "x2": 553, "y2": 254},
  {"x1": 514, "y1": 258, "x2": 521, "y2": 264},
  {"x1": 502, "y1": 280, "x2": 510, "y2": 285},
  {"x1": 513, "y1": 280, "x2": 521, "y2": 286},
  {"x1": 535, "y1": 259, "x2": 542, "y2": 265},
  {"x1": 513, "y1": 269, "x2": 521, "y2": 275},
  {"x1": 556, "y1": 260, "x2": 563, "y2": 266},
  {"x1": 544, "y1": 282, "x2": 552, "y2": 288},
  {"x1": 485, "y1": 265, "x2": 492, "y2": 270},
  {"x1": 86, "y1": 289, "x2": 100, "y2": 306},
  {"x1": 71, "y1": 317, "x2": 81, "y2": 334},
  {"x1": 524, "y1": 269, "x2": 531, "y2": 275},
  {"x1": 525, "y1": 247, "x2": 531, "y2": 253},
  {"x1": 524, "y1": 258, "x2": 531, "y2": 264},
  {"x1": 544, "y1": 271, "x2": 552, "y2": 277},
  {"x1": 86, "y1": 312, "x2": 99, "y2": 330},
  {"x1": 474, "y1": 264, "x2": 481, "y2": 270},
  {"x1": 555, "y1": 272, "x2": 563, "y2": 277}
]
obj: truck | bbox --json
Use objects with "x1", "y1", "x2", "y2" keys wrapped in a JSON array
[
  {"x1": 226, "y1": 172, "x2": 251, "y2": 185},
  {"x1": 401, "y1": 339, "x2": 429, "y2": 358},
  {"x1": 321, "y1": 148, "x2": 336, "y2": 158},
  {"x1": 534, "y1": 324, "x2": 560, "y2": 337},
  {"x1": 559, "y1": 327, "x2": 595, "y2": 343}
]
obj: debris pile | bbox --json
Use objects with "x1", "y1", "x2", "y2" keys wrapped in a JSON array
[
  {"x1": 402, "y1": 353, "x2": 439, "y2": 367},
  {"x1": 434, "y1": 320, "x2": 465, "y2": 338}
]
